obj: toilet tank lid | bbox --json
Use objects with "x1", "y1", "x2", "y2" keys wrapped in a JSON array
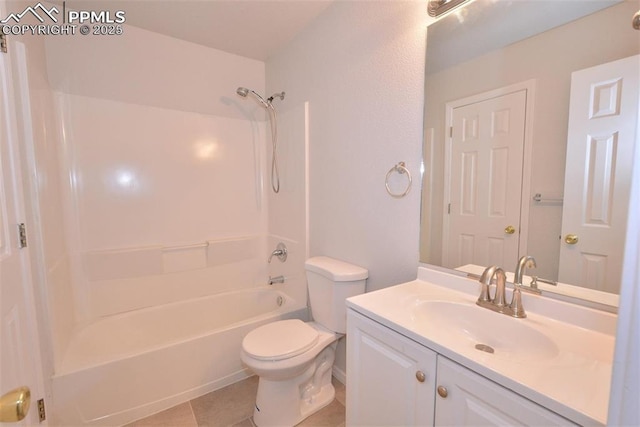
[{"x1": 305, "y1": 256, "x2": 368, "y2": 281}]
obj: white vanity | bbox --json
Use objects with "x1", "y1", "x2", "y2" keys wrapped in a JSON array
[{"x1": 345, "y1": 267, "x2": 615, "y2": 426}]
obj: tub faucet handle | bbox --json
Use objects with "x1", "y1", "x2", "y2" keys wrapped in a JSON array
[{"x1": 268, "y1": 242, "x2": 288, "y2": 263}]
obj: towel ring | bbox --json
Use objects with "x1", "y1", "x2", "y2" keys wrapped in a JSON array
[{"x1": 385, "y1": 162, "x2": 412, "y2": 198}]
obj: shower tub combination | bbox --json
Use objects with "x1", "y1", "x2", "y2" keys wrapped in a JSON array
[{"x1": 51, "y1": 287, "x2": 306, "y2": 426}]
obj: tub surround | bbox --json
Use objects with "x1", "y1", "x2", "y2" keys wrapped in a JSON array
[
  {"x1": 38, "y1": 24, "x2": 310, "y2": 426},
  {"x1": 346, "y1": 266, "x2": 616, "y2": 426}
]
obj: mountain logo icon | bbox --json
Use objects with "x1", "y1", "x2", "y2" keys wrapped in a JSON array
[{"x1": 1, "y1": 2, "x2": 60, "y2": 24}]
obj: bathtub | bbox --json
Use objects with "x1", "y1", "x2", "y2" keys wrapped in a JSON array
[{"x1": 51, "y1": 287, "x2": 307, "y2": 426}]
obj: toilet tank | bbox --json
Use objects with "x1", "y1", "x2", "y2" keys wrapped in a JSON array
[{"x1": 305, "y1": 256, "x2": 368, "y2": 333}]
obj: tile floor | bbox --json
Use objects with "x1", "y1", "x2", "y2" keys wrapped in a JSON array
[{"x1": 125, "y1": 376, "x2": 346, "y2": 427}]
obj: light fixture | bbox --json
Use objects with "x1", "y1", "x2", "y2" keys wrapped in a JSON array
[{"x1": 428, "y1": 0, "x2": 471, "y2": 17}]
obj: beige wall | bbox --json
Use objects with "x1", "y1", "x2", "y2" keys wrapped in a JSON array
[{"x1": 267, "y1": 1, "x2": 430, "y2": 377}]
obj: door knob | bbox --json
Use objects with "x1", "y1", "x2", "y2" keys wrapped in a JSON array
[
  {"x1": 564, "y1": 234, "x2": 579, "y2": 245},
  {"x1": 0, "y1": 386, "x2": 30, "y2": 422},
  {"x1": 415, "y1": 371, "x2": 426, "y2": 383},
  {"x1": 504, "y1": 225, "x2": 516, "y2": 235}
]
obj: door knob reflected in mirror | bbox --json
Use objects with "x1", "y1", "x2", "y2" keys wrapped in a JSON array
[
  {"x1": 564, "y1": 234, "x2": 579, "y2": 245},
  {"x1": 0, "y1": 386, "x2": 30, "y2": 423},
  {"x1": 504, "y1": 225, "x2": 516, "y2": 235}
]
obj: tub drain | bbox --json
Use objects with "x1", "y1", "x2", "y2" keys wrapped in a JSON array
[
  {"x1": 475, "y1": 343, "x2": 495, "y2": 354},
  {"x1": 276, "y1": 295, "x2": 284, "y2": 306}
]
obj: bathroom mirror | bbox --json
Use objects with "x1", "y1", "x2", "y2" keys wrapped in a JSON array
[{"x1": 420, "y1": 0, "x2": 639, "y2": 304}]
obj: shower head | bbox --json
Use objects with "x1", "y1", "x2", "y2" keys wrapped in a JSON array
[{"x1": 236, "y1": 87, "x2": 269, "y2": 108}]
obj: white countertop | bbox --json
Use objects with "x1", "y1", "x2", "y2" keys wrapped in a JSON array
[{"x1": 346, "y1": 267, "x2": 616, "y2": 426}]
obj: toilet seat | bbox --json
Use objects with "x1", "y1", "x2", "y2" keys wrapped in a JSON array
[{"x1": 243, "y1": 319, "x2": 319, "y2": 361}]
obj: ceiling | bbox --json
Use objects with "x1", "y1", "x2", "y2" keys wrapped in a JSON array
[{"x1": 63, "y1": 1, "x2": 333, "y2": 61}]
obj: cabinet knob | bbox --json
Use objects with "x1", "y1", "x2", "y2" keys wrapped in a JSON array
[
  {"x1": 437, "y1": 385, "x2": 448, "y2": 398},
  {"x1": 415, "y1": 371, "x2": 426, "y2": 383}
]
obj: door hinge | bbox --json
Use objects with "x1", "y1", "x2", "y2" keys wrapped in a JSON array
[
  {"x1": 0, "y1": 34, "x2": 7, "y2": 54},
  {"x1": 449, "y1": 126, "x2": 453, "y2": 138},
  {"x1": 447, "y1": 203, "x2": 451, "y2": 214},
  {"x1": 18, "y1": 223, "x2": 27, "y2": 248},
  {"x1": 37, "y1": 398, "x2": 46, "y2": 422}
]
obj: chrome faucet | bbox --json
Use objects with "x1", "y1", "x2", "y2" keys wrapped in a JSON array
[
  {"x1": 268, "y1": 242, "x2": 288, "y2": 263},
  {"x1": 476, "y1": 264, "x2": 527, "y2": 318},
  {"x1": 514, "y1": 255, "x2": 537, "y2": 287},
  {"x1": 510, "y1": 255, "x2": 537, "y2": 315},
  {"x1": 477, "y1": 265, "x2": 507, "y2": 307}
]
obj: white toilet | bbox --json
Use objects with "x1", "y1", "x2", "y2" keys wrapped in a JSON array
[{"x1": 241, "y1": 256, "x2": 368, "y2": 426}]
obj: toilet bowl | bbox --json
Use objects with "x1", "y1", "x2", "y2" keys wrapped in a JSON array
[
  {"x1": 240, "y1": 256, "x2": 368, "y2": 427},
  {"x1": 241, "y1": 320, "x2": 338, "y2": 426}
]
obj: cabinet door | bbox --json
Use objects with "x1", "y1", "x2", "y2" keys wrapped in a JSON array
[
  {"x1": 435, "y1": 356, "x2": 576, "y2": 426},
  {"x1": 347, "y1": 310, "x2": 437, "y2": 426}
]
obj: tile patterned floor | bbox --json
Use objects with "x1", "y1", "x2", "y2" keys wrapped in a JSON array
[{"x1": 125, "y1": 376, "x2": 346, "y2": 427}]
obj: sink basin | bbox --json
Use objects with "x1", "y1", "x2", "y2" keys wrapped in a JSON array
[{"x1": 413, "y1": 301, "x2": 559, "y2": 361}]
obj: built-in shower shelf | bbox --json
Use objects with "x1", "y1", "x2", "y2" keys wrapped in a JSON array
[{"x1": 82, "y1": 236, "x2": 261, "y2": 281}]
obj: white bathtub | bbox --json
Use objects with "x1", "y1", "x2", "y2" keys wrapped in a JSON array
[{"x1": 51, "y1": 288, "x2": 307, "y2": 426}]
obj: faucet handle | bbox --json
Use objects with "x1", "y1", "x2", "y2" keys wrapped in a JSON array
[
  {"x1": 268, "y1": 242, "x2": 288, "y2": 263},
  {"x1": 477, "y1": 266, "x2": 497, "y2": 303},
  {"x1": 509, "y1": 286, "x2": 527, "y2": 318},
  {"x1": 531, "y1": 276, "x2": 557, "y2": 287},
  {"x1": 492, "y1": 268, "x2": 508, "y2": 308},
  {"x1": 477, "y1": 266, "x2": 507, "y2": 307}
]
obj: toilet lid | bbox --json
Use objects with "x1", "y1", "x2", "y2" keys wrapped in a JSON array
[{"x1": 243, "y1": 319, "x2": 319, "y2": 361}]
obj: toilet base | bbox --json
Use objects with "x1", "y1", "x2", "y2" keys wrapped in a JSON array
[{"x1": 253, "y1": 345, "x2": 336, "y2": 426}]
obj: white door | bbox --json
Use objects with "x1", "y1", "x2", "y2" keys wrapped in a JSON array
[
  {"x1": 558, "y1": 55, "x2": 640, "y2": 293},
  {"x1": 443, "y1": 89, "x2": 528, "y2": 270},
  {"x1": 0, "y1": 42, "x2": 43, "y2": 424}
]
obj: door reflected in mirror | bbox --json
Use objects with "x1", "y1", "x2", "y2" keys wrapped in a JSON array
[{"x1": 420, "y1": 0, "x2": 640, "y2": 301}]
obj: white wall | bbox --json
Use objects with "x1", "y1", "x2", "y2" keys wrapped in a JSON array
[
  {"x1": 267, "y1": 0, "x2": 427, "y2": 292},
  {"x1": 266, "y1": 0, "x2": 428, "y2": 375}
]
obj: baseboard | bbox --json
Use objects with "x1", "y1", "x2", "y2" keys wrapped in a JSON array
[{"x1": 332, "y1": 365, "x2": 346, "y2": 385}]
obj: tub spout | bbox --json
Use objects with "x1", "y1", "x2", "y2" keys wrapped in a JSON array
[{"x1": 268, "y1": 275, "x2": 285, "y2": 285}]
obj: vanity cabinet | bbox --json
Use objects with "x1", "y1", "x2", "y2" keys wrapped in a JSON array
[
  {"x1": 347, "y1": 310, "x2": 575, "y2": 426},
  {"x1": 435, "y1": 356, "x2": 574, "y2": 426},
  {"x1": 346, "y1": 310, "x2": 437, "y2": 426}
]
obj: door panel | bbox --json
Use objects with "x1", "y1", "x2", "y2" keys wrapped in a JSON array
[
  {"x1": 444, "y1": 90, "x2": 527, "y2": 269},
  {"x1": 559, "y1": 55, "x2": 639, "y2": 292},
  {"x1": 0, "y1": 33, "x2": 42, "y2": 425}
]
